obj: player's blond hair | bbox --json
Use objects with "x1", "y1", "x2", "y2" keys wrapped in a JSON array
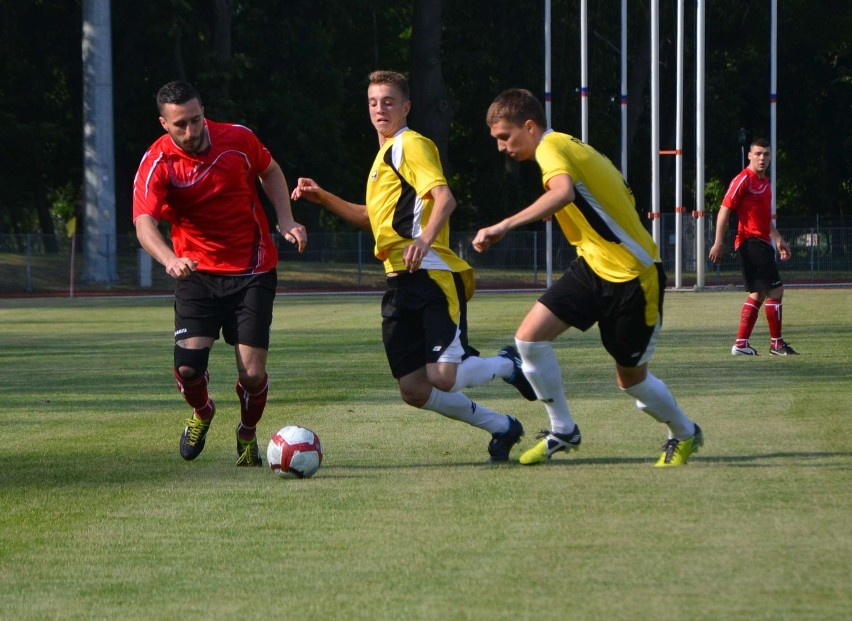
[{"x1": 368, "y1": 70, "x2": 410, "y2": 100}]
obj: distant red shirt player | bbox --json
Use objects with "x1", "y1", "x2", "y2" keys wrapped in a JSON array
[
  {"x1": 133, "y1": 80, "x2": 307, "y2": 465},
  {"x1": 709, "y1": 137, "x2": 797, "y2": 356}
]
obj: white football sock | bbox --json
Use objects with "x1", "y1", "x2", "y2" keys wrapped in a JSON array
[
  {"x1": 622, "y1": 372, "x2": 695, "y2": 440},
  {"x1": 449, "y1": 355, "x2": 513, "y2": 392},
  {"x1": 515, "y1": 338, "x2": 576, "y2": 434},
  {"x1": 423, "y1": 388, "x2": 510, "y2": 434}
]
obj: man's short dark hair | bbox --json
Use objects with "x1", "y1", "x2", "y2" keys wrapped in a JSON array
[
  {"x1": 486, "y1": 88, "x2": 548, "y2": 129},
  {"x1": 156, "y1": 81, "x2": 202, "y2": 114},
  {"x1": 750, "y1": 137, "x2": 771, "y2": 150}
]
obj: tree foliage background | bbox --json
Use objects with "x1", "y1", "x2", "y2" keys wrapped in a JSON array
[{"x1": 1, "y1": 0, "x2": 850, "y2": 241}]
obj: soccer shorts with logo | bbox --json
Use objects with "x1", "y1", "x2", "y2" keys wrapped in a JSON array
[
  {"x1": 538, "y1": 257, "x2": 665, "y2": 367},
  {"x1": 737, "y1": 237, "x2": 783, "y2": 292},
  {"x1": 381, "y1": 269, "x2": 479, "y2": 379},
  {"x1": 174, "y1": 270, "x2": 277, "y2": 349}
]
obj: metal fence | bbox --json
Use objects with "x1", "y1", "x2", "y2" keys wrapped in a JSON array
[{"x1": 2, "y1": 215, "x2": 850, "y2": 295}]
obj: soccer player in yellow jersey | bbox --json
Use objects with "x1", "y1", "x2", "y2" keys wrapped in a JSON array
[
  {"x1": 291, "y1": 71, "x2": 535, "y2": 462},
  {"x1": 473, "y1": 88, "x2": 704, "y2": 467}
]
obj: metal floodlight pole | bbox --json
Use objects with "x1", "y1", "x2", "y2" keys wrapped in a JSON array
[
  {"x1": 580, "y1": 0, "x2": 589, "y2": 143},
  {"x1": 621, "y1": 0, "x2": 628, "y2": 179},
  {"x1": 674, "y1": 0, "x2": 685, "y2": 288},
  {"x1": 695, "y1": 0, "x2": 706, "y2": 288},
  {"x1": 770, "y1": 0, "x2": 778, "y2": 224},
  {"x1": 544, "y1": 0, "x2": 553, "y2": 288},
  {"x1": 82, "y1": 0, "x2": 118, "y2": 284},
  {"x1": 650, "y1": 0, "x2": 661, "y2": 246}
]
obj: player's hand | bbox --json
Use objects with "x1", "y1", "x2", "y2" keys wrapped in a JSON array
[
  {"x1": 778, "y1": 240, "x2": 791, "y2": 261},
  {"x1": 166, "y1": 257, "x2": 198, "y2": 280},
  {"x1": 290, "y1": 178, "x2": 323, "y2": 204},
  {"x1": 472, "y1": 223, "x2": 508, "y2": 253},
  {"x1": 708, "y1": 242, "x2": 725, "y2": 264},
  {"x1": 403, "y1": 238, "x2": 430, "y2": 272},
  {"x1": 280, "y1": 221, "x2": 308, "y2": 253}
]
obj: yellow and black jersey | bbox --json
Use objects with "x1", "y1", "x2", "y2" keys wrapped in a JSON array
[
  {"x1": 536, "y1": 130, "x2": 660, "y2": 283},
  {"x1": 366, "y1": 128, "x2": 472, "y2": 276}
]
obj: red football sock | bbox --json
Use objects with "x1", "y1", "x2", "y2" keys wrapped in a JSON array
[
  {"x1": 736, "y1": 297, "x2": 762, "y2": 344},
  {"x1": 765, "y1": 298, "x2": 783, "y2": 344},
  {"x1": 173, "y1": 369, "x2": 214, "y2": 420},
  {"x1": 236, "y1": 374, "x2": 268, "y2": 439}
]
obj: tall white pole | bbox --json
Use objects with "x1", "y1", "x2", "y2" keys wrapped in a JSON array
[
  {"x1": 650, "y1": 0, "x2": 661, "y2": 245},
  {"x1": 544, "y1": 0, "x2": 553, "y2": 287},
  {"x1": 580, "y1": 0, "x2": 589, "y2": 143},
  {"x1": 695, "y1": 0, "x2": 706, "y2": 287},
  {"x1": 770, "y1": 0, "x2": 778, "y2": 224},
  {"x1": 620, "y1": 0, "x2": 628, "y2": 179},
  {"x1": 82, "y1": 0, "x2": 118, "y2": 284},
  {"x1": 674, "y1": 0, "x2": 684, "y2": 288}
]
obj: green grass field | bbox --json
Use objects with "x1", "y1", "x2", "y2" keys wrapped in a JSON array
[{"x1": 1, "y1": 289, "x2": 850, "y2": 620}]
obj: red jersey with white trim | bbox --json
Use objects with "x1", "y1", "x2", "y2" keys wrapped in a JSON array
[
  {"x1": 721, "y1": 167, "x2": 772, "y2": 249},
  {"x1": 133, "y1": 119, "x2": 277, "y2": 275}
]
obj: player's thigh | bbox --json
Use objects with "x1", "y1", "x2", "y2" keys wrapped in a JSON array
[
  {"x1": 174, "y1": 273, "x2": 226, "y2": 341},
  {"x1": 224, "y1": 271, "x2": 277, "y2": 349},
  {"x1": 738, "y1": 239, "x2": 782, "y2": 293},
  {"x1": 516, "y1": 302, "x2": 571, "y2": 342},
  {"x1": 599, "y1": 266, "x2": 662, "y2": 367},
  {"x1": 531, "y1": 258, "x2": 598, "y2": 340},
  {"x1": 381, "y1": 271, "x2": 461, "y2": 379},
  {"x1": 235, "y1": 343, "x2": 269, "y2": 382},
  {"x1": 422, "y1": 271, "x2": 469, "y2": 363},
  {"x1": 382, "y1": 276, "x2": 428, "y2": 379}
]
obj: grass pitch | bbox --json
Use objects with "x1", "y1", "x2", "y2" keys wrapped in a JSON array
[{"x1": 0, "y1": 289, "x2": 850, "y2": 620}]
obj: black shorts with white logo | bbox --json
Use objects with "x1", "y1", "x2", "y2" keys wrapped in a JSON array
[
  {"x1": 174, "y1": 270, "x2": 277, "y2": 349},
  {"x1": 538, "y1": 257, "x2": 665, "y2": 367},
  {"x1": 737, "y1": 237, "x2": 782, "y2": 292},
  {"x1": 381, "y1": 269, "x2": 479, "y2": 379}
]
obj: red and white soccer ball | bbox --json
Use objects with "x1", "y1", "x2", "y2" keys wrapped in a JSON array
[{"x1": 267, "y1": 425, "x2": 323, "y2": 479}]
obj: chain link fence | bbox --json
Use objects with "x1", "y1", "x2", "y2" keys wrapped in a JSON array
[{"x1": 2, "y1": 215, "x2": 850, "y2": 295}]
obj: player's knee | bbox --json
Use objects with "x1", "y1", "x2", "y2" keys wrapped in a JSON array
[
  {"x1": 399, "y1": 384, "x2": 430, "y2": 408},
  {"x1": 429, "y1": 375, "x2": 455, "y2": 393},
  {"x1": 174, "y1": 345, "x2": 210, "y2": 381},
  {"x1": 238, "y1": 370, "x2": 267, "y2": 392},
  {"x1": 425, "y1": 363, "x2": 458, "y2": 393}
]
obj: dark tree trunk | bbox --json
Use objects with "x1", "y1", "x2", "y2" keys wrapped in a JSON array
[
  {"x1": 212, "y1": 0, "x2": 233, "y2": 101},
  {"x1": 409, "y1": 0, "x2": 457, "y2": 169},
  {"x1": 36, "y1": 186, "x2": 59, "y2": 253}
]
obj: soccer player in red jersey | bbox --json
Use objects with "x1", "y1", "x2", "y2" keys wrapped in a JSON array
[
  {"x1": 709, "y1": 138, "x2": 798, "y2": 356},
  {"x1": 133, "y1": 81, "x2": 307, "y2": 465}
]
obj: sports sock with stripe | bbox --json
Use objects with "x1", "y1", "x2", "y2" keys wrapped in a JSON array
[
  {"x1": 514, "y1": 338, "x2": 576, "y2": 435},
  {"x1": 623, "y1": 372, "x2": 695, "y2": 440},
  {"x1": 422, "y1": 388, "x2": 510, "y2": 434}
]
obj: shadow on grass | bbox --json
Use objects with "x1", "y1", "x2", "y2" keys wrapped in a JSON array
[
  {"x1": 3, "y1": 450, "x2": 849, "y2": 490},
  {"x1": 314, "y1": 450, "x2": 852, "y2": 474}
]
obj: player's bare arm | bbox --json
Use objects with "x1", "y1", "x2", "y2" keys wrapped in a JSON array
[
  {"x1": 709, "y1": 206, "x2": 733, "y2": 263},
  {"x1": 259, "y1": 160, "x2": 307, "y2": 253},
  {"x1": 402, "y1": 184, "x2": 456, "y2": 272},
  {"x1": 134, "y1": 214, "x2": 197, "y2": 279},
  {"x1": 472, "y1": 173, "x2": 574, "y2": 253},
  {"x1": 290, "y1": 177, "x2": 372, "y2": 231},
  {"x1": 770, "y1": 223, "x2": 791, "y2": 261}
]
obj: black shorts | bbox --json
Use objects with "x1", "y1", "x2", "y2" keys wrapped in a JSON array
[
  {"x1": 737, "y1": 237, "x2": 783, "y2": 292},
  {"x1": 538, "y1": 257, "x2": 665, "y2": 367},
  {"x1": 381, "y1": 269, "x2": 479, "y2": 379},
  {"x1": 174, "y1": 270, "x2": 277, "y2": 349}
]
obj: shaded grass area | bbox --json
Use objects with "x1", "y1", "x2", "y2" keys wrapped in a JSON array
[{"x1": 0, "y1": 290, "x2": 850, "y2": 620}]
